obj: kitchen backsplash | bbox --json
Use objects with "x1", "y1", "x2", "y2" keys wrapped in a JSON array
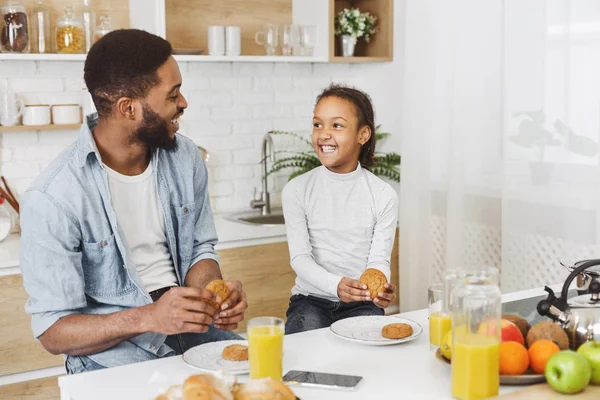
[{"x1": 0, "y1": 60, "x2": 364, "y2": 213}]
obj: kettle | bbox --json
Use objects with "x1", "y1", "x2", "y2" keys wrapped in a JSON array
[{"x1": 537, "y1": 259, "x2": 600, "y2": 349}]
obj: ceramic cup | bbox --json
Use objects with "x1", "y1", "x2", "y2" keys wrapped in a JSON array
[
  {"x1": 23, "y1": 104, "x2": 51, "y2": 126},
  {"x1": 52, "y1": 104, "x2": 81, "y2": 124},
  {"x1": 225, "y1": 26, "x2": 241, "y2": 56},
  {"x1": 207, "y1": 26, "x2": 225, "y2": 56}
]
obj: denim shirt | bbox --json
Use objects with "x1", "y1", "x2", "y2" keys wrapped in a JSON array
[{"x1": 19, "y1": 114, "x2": 219, "y2": 371}]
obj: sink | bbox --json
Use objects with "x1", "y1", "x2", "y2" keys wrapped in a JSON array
[{"x1": 224, "y1": 209, "x2": 285, "y2": 226}]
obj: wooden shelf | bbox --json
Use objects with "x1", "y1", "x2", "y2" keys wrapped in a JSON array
[
  {"x1": 0, "y1": 53, "x2": 86, "y2": 61},
  {"x1": 0, "y1": 124, "x2": 80, "y2": 132},
  {"x1": 330, "y1": 56, "x2": 392, "y2": 63}
]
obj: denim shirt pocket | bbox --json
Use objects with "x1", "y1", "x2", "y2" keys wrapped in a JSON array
[
  {"x1": 81, "y1": 233, "x2": 135, "y2": 298},
  {"x1": 173, "y1": 203, "x2": 195, "y2": 267}
]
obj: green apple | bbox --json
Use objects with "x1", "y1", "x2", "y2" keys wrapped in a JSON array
[
  {"x1": 545, "y1": 350, "x2": 591, "y2": 394},
  {"x1": 577, "y1": 341, "x2": 600, "y2": 385}
]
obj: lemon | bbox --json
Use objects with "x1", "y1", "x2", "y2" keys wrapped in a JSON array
[{"x1": 441, "y1": 330, "x2": 453, "y2": 360}]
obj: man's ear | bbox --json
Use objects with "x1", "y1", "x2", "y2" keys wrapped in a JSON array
[
  {"x1": 358, "y1": 125, "x2": 372, "y2": 145},
  {"x1": 116, "y1": 98, "x2": 136, "y2": 120}
]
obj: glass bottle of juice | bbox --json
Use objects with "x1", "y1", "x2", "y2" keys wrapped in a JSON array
[{"x1": 451, "y1": 267, "x2": 501, "y2": 400}]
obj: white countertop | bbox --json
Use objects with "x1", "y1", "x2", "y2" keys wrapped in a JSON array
[
  {"x1": 0, "y1": 212, "x2": 286, "y2": 276},
  {"x1": 57, "y1": 285, "x2": 556, "y2": 400}
]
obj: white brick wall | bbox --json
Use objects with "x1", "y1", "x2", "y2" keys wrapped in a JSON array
[{"x1": 0, "y1": 60, "x2": 375, "y2": 213}]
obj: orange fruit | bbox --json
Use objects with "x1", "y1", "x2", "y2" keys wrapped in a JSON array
[
  {"x1": 499, "y1": 341, "x2": 529, "y2": 375},
  {"x1": 528, "y1": 339, "x2": 560, "y2": 374}
]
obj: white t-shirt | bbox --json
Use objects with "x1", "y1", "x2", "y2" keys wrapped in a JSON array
[
  {"x1": 105, "y1": 163, "x2": 178, "y2": 292},
  {"x1": 282, "y1": 163, "x2": 399, "y2": 302}
]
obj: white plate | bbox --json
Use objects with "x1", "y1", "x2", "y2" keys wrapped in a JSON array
[
  {"x1": 182, "y1": 340, "x2": 249, "y2": 375},
  {"x1": 329, "y1": 316, "x2": 423, "y2": 346}
]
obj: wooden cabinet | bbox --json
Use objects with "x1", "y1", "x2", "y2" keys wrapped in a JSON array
[
  {"x1": 330, "y1": 0, "x2": 394, "y2": 61},
  {"x1": 0, "y1": 274, "x2": 63, "y2": 377},
  {"x1": 0, "y1": 376, "x2": 59, "y2": 400}
]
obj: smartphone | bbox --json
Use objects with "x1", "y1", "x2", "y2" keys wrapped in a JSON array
[{"x1": 283, "y1": 370, "x2": 363, "y2": 391}]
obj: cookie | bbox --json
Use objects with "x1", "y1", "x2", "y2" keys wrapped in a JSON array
[
  {"x1": 382, "y1": 323, "x2": 413, "y2": 339},
  {"x1": 205, "y1": 279, "x2": 230, "y2": 308},
  {"x1": 359, "y1": 268, "x2": 387, "y2": 299},
  {"x1": 222, "y1": 344, "x2": 248, "y2": 361}
]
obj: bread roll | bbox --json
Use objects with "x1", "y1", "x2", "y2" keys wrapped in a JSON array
[
  {"x1": 155, "y1": 385, "x2": 183, "y2": 400},
  {"x1": 182, "y1": 374, "x2": 234, "y2": 400},
  {"x1": 233, "y1": 379, "x2": 296, "y2": 400}
]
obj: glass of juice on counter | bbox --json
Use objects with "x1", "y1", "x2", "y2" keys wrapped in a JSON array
[
  {"x1": 248, "y1": 316, "x2": 284, "y2": 380},
  {"x1": 428, "y1": 283, "x2": 451, "y2": 350},
  {"x1": 451, "y1": 267, "x2": 501, "y2": 400}
]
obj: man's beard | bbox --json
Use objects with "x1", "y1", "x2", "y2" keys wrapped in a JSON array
[{"x1": 133, "y1": 103, "x2": 178, "y2": 151}]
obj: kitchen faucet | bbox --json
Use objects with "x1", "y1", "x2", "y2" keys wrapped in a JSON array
[{"x1": 250, "y1": 132, "x2": 275, "y2": 215}]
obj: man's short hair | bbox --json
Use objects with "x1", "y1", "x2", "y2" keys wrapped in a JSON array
[{"x1": 84, "y1": 29, "x2": 172, "y2": 118}]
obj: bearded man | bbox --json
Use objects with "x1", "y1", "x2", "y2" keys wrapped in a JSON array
[{"x1": 19, "y1": 29, "x2": 247, "y2": 374}]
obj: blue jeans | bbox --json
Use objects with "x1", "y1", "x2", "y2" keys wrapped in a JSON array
[
  {"x1": 65, "y1": 326, "x2": 241, "y2": 374},
  {"x1": 285, "y1": 294, "x2": 384, "y2": 334}
]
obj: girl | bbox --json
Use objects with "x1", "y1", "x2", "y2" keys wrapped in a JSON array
[{"x1": 283, "y1": 84, "x2": 398, "y2": 334}]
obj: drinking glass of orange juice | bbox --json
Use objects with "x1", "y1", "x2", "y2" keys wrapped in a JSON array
[
  {"x1": 429, "y1": 283, "x2": 451, "y2": 350},
  {"x1": 248, "y1": 316, "x2": 284, "y2": 380}
]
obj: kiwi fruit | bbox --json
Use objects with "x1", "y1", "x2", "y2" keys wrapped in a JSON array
[
  {"x1": 526, "y1": 321, "x2": 570, "y2": 350},
  {"x1": 502, "y1": 314, "x2": 531, "y2": 339}
]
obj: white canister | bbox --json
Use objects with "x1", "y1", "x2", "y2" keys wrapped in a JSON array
[
  {"x1": 52, "y1": 104, "x2": 81, "y2": 125},
  {"x1": 23, "y1": 104, "x2": 51, "y2": 126},
  {"x1": 225, "y1": 26, "x2": 241, "y2": 56},
  {"x1": 207, "y1": 26, "x2": 225, "y2": 56}
]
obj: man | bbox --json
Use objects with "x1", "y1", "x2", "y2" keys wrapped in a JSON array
[{"x1": 19, "y1": 29, "x2": 247, "y2": 374}]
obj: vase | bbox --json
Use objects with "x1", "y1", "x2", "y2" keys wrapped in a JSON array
[{"x1": 340, "y1": 35, "x2": 357, "y2": 57}]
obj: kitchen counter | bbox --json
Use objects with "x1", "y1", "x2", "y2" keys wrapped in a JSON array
[{"x1": 0, "y1": 212, "x2": 287, "y2": 276}]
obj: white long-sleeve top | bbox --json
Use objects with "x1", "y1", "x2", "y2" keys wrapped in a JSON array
[{"x1": 282, "y1": 164, "x2": 399, "y2": 302}]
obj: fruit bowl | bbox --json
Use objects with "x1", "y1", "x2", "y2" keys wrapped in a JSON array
[{"x1": 435, "y1": 348, "x2": 546, "y2": 385}]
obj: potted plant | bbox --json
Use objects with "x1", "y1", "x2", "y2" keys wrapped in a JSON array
[
  {"x1": 267, "y1": 125, "x2": 400, "y2": 182},
  {"x1": 334, "y1": 7, "x2": 378, "y2": 57}
]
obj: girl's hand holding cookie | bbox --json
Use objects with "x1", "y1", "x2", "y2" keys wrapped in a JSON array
[
  {"x1": 337, "y1": 277, "x2": 371, "y2": 303},
  {"x1": 373, "y1": 283, "x2": 397, "y2": 309}
]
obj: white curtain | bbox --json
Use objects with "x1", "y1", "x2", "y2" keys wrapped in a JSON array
[{"x1": 399, "y1": 0, "x2": 600, "y2": 311}]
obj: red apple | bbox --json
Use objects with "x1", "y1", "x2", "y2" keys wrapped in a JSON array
[
  {"x1": 500, "y1": 319, "x2": 525, "y2": 345},
  {"x1": 478, "y1": 319, "x2": 525, "y2": 345}
]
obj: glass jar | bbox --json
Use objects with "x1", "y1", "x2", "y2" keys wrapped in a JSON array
[
  {"x1": 76, "y1": 0, "x2": 94, "y2": 52},
  {"x1": 30, "y1": 0, "x2": 50, "y2": 53},
  {"x1": 0, "y1": 0, "x2": 29, "y2": 53},
  {"x1": 55, "y1": 6, "x2": 85, "y2": 54},
  {"x1": 93, "y1": 14, "x2": 112, "y2": 43},
  {"x1": 451, "y1": 267, "x2": 502, "y2": 400}
]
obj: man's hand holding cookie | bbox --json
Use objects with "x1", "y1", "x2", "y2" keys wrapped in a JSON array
[{"x1": 205, "y1": 279, "x2": 248, "y2": 331}]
